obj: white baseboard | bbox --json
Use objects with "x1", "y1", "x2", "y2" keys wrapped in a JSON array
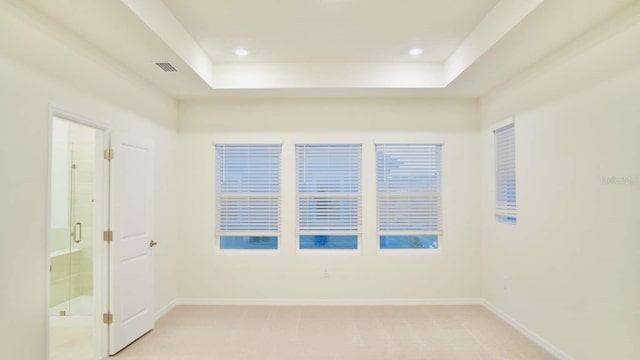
[
  {"x1": 175, "y1": 297, "x2": 483, "y2": 306},
  {"x1": 482, "y1": 301, "x2": 573, "y2": 360},
  {"x1": 154, "y1": 299, "x2": 177, "y2": 321}
]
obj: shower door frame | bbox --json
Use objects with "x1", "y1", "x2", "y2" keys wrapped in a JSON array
[{"x1": 46, "y1": 107, "x2": 110, "y2": 360}]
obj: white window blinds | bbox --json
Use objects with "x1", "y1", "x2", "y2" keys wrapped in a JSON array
[
  {"x1": 376, "y1": 144, "x2": 442, "y2": 235},
  {"x1": 215, "y1": 144, "x2": 281, "y2": 235},
  {"x1": 295, "y1": 144, "x2": 361, "y2": 235},
  {"x1": 494, "y1": 123, "x2": 516, "y2": 221}
]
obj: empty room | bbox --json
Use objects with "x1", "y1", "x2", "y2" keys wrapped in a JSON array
[{"x1": 1, "y1": 0, "x2": 639, "y2": 359}]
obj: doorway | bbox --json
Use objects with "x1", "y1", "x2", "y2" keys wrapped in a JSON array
[{"x1": 48, "y1": 114, "x2": 108, "y2": 360}]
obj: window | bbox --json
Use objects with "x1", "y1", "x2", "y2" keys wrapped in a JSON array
[
  {"x1": 376, "y1": 144, "x2": 442, "y2": 250},
  {"x1": 215, "y1": 144, "x2": 281, "y2": 250},
  {"x1": 494, "y1": 122, "x2": 516, "y2": 223},
  {"x1": 296, "y1": 144, "x2": 361, "y2": 250}
]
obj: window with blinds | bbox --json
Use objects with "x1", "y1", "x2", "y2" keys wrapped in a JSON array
[
  {"x1": 494, "y1": 123, "x2": 516, "y2": 223},
  {"x1": 296, "y1": 144, "x2": 361, "y2": 250},
  {"x1": 376, "y1": 144, "x2": 442, "y2": 250},
  {"x1": 215, "y1": 144, "x2": 281, "y2": 250}
]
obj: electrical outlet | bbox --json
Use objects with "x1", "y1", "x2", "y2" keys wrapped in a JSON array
[{"x1": 322, "y1": 267, "x2": 330, "y2": 279}]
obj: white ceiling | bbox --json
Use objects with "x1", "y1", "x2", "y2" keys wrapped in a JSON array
[
  {"x1": 161, "y1": 0, "x2": 499, "y2": 63},
  {"x1": 12, "y1": 0, "x2": 639, "y2": 98}
]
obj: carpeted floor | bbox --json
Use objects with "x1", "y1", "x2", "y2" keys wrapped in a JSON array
[{"x1": 109, "y1": 305, "x2": 555, "y2": 360}]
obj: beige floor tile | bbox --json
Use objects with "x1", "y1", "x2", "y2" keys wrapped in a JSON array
[{"x1": 50, "y1": 326, "x2": 93, "y2": 360}]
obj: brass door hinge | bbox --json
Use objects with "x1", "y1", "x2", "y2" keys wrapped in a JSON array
[
  {"x1": 103, "y1": 230, "x2": 113, "y2": 242},
  {"x1": 104, "y1": 148, "x2": 114, "y2": 160},
  {"x1": 103, "y1": 313, "x2": 113, "y2": 324}
]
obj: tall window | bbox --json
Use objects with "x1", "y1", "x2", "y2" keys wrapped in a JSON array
[
  {"x1": 296, "y1": 144, "x2": 361, "y2": 250},
  {"x1": 215, "y1": 144, "x2": 281, "y2": 250},
  {"x1": 494, "y1": 123, "x2": 516, "y2": 223},
  {"x1": 376, "y1": 144, "x2": 442, "y2": 250}
]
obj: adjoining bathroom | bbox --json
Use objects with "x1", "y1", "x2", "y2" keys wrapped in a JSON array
[{"x1": 49, "y1": 116, "x2": 100, "y2": 360}]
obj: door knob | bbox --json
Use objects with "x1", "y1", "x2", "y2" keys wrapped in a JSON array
[{"x1": 150, "y1": 240, "x2": 158, "y2": 248}]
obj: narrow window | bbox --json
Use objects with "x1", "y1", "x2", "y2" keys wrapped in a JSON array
[
  {"x1": 494, "y1": 123, "x2": 516, "y2": 223},
  {"x1": 376, "y1": 144, "x2": 442, "y2": 250},
  {"x1": 296, "y1": 144, "x2": 361, "y2": 250},
  {"x1": 215, "y1": 144, "x2": 281, "y2": 250}
]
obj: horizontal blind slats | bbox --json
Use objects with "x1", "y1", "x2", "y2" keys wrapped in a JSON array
[
  {"x1": 216, "y1": 144, "x2": 281, "y2": 234},
  {"x1": 494, "y1": 124, "x2": 516, "y2": 218},
  {"x1": 296, "y1": 144, "x2": 361, "y2": 234},
  {"x1": 376, "y1": 144, "x2": 442, "y2": 234}
]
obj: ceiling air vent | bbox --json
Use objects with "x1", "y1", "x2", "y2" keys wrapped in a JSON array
[{"x1": 155, "y1": 62, "x2": 177, "y2": 72}]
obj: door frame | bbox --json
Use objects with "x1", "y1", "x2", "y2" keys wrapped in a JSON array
[{"x1": 46, "y1": 106, "x2": 110, "y2": 360}]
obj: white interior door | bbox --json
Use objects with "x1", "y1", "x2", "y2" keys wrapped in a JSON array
[{"x1": 109, "y1": 134, "x2": 155, "y2": 355}]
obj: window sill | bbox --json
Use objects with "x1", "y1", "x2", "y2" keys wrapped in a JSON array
[
  {"x1": 297, "y1": 249, "x2": 360, "y2": 256},
  {"x1": 377, "y1": 249, "x2": 441, "y2": 256},
  {"x1": 216, "y1": 249, "x2": 280, "y2": 256}
]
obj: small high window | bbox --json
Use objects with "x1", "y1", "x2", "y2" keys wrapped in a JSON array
[{"x1": 494, "y1": 122, "x2": 517, "y2": 223}]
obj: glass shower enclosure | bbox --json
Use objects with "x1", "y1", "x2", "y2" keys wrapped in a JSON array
[{"x1": 49, "y1": 117, "x2": 96, "y2": 317}]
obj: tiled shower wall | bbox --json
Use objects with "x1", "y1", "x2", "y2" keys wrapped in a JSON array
[{"x1": 50, "y1": 124, "x2": 94, "y2": 310}]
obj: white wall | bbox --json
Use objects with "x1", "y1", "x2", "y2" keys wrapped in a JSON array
[
  {"x1": 479, "y1": 17, "x2": 640, "y2": 360},
  {"x1": 0, "y1": 3, "x2": 179, "y2": 358},
  {"x1": 177, "y1": 98, "x2": 482, "y2": 301},
  {"x1": 4, "y1": 1, "x2": 640, "y2": 359}
]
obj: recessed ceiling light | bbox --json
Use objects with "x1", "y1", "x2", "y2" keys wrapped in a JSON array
[
  {"x1": 234, "y1": 48, "x2": 249, "y2": 57},
  {"x1": 409, "y1": 48, "x2": 424, "y2": 56}
]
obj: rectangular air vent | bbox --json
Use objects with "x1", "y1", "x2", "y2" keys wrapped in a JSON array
[{"x1": 155, "y1": 62, "x2": 177, "y2": 72}]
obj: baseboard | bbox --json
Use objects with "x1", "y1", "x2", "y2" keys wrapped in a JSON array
[
  {"x1": 482, "y1": 301, "x2": 573, "y2": 360},
  {"x1": 175, "y1": 297, "x2": 483, "y2": 306},
  {"x1": 154, "y1": 299, "x2": 177, "y2": 321}
]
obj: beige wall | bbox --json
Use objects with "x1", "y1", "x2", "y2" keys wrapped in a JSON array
[
  {"x1": 479, "y1": 18, "x2": 640, "y2": 360},
  {"x1": 177, "y1": 98, "x2": 482, "y2": 300},
  {"x1": 0, "y1": 4, "x2": 179, "y2": 359}
]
